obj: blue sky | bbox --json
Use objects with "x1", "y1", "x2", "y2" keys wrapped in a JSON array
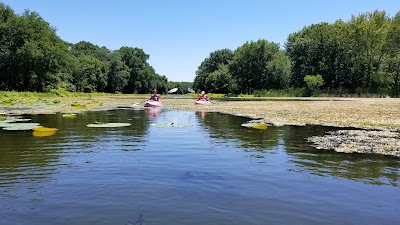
[{"x1": 2, "y1": 0, "x2": 399, "y2": 82}]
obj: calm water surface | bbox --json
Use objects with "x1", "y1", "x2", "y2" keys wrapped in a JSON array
[{"x1": 0, "y1": 109, "x2": 399, "y2": 225}]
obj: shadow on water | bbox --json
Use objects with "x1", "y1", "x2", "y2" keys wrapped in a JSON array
[{"x1": 196, "y1": 111, "x2": 400, "y2": 186}]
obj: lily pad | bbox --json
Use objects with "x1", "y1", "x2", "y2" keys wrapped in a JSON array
[
  {"x1": 241, "y1": 122, "x2": 267, "y2": 130},
  {"x1": 13, "y1": 118, "x2": 32, "y2": 122},
  {"x1": 62, "y1": 113, "x2": 78, "y2": 118},
  {"x1": 150, "y1": 123, "x2": 193, "y2": 128},
  {"x1": 32, "y1": 130, "x2": 57, "y2": 137},
  {"x1": 86, "y1": 122, "x2": 131, "y2": 128},
  {"x1": 32, "y1": 127, "x2": 57, "y2": 137},
  {"x1": 33, "y1": 126, "x2": 58, "y2": 132},
  {"x1": 2, "y1": 123, "x2": 41, "y2": 131},
  {"x1": 0, "y1": 122, "x2": 15, "y2": 127}
]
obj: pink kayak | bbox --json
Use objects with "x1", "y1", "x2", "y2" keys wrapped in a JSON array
[
  {"x1": 144, "y1": 100, "x2": 162, "y2": 107},
  {"x1": 195, "y1": 100, "x2": 211, "y2": 105}
]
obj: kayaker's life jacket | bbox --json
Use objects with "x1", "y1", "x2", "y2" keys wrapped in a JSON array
[
  {"x1": 150, "y1": 95, "x2": 159, "y2": 101},
  {"x1": 198, "y1": 94, "x2": 209, "y2": 101}
]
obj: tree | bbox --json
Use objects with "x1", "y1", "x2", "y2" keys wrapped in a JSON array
[
  {"x1": 205, "y1": 64, "x2": 237, "y2": 94},
  {"x1": 304, "y1": 74, "x2": 324, "y2": 96},
  {"x1": 73, "y1": 55, "x2": 108, "y2": 92},
  {"x1": 385, "y1": 11, "x2": 400, "y2": 96},
  {"x1": 106, "y1": 58, "x2": 130, "y2": 93},
  {"x1": 193, "y1": 49, "x2": 233, "y2": 92},
  {"x1": 229, "y1": 39, "x2": 281, "y2": 94},
  {"x1": 348, "y1": 11, "x2": 391, "y2": 91},
  {"x1": 0, "y1": 4, "x2": 73, "y2": 91}
]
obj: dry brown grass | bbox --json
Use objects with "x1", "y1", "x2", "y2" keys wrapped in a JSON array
[
  {"x1": 161, "y1": 97, "x2": 400, "y2": 131},
  {"x1": 1, "y1": 96, "x2": 400, "y2": 131}
]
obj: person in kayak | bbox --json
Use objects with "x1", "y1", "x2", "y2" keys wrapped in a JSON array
[
  {"x1": 197, "y1": 91, "x2": 209, "y2": 101},
  {"x1": 149, "y1": 89, "x2": 162, "y2": 101}
]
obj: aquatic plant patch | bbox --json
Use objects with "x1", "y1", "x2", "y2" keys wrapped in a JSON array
[{"x1": 307, "y1": 130, "x2": 400, "y2": 157}]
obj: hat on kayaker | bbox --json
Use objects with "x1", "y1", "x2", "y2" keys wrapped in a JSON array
[{"x1": 201, "y1": 91, "x2": 205, "y2": 94}]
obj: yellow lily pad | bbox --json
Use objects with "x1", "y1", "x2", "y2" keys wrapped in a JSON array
[
  {"x1": 33, "y1": 127, "x2": 59, "y2": 132},
  {"x1": 62, "y1": 113, "x2": 78, "y2": 118},
  {"x1": 241, "y1": 122, "x2": 267, "y2": 130},
  {"x1": 33, "y1": 130, "x2": 57, "y2": 137}
]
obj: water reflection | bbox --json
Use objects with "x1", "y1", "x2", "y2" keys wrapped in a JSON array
[
  {"x1": 1, "y1": 109, "x2": 400, "y2": 225},
  {"x1": 196, "y1": 112, "x2": 400, "y2": 186},
  {"x1": 0, "y1": 129, "x2": 61, "y2": 195},
  {"x1": 0, "y1": 109, "x2": 152, "y2": 195},
  {"x1": 281, "y1": 126, "x2": 400, "y2": 186},
  {"x1": 196, "y1": 111, "x2": 280, "y2": 153},
  {"x1": 145, "y1": 107, "x2": 162, "y2": 118}
]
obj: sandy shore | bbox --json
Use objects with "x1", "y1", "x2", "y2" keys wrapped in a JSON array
[{"x1": 1, "y1": 96, "x2": 399, "y2": 157}]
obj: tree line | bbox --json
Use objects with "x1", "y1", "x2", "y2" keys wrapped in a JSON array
[
  {"x1": 0, "y1": 3, "x2": 171, "y2": 94},
  {"x1": 1, "y1": 3, "x2": 399, "y2": 97},
  {"x1": 194, "y1": 10, "x2": 400, "y2": 97}
]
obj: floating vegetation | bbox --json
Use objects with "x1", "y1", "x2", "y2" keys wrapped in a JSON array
[
  {"x1": 86, "y1": 122, "x2": 131, "y2": 128},
  {"x1": 307, "y1": 130, "x2": 400, "y2": 157},
  {"x1": 70, "y1": 102, "x2": 87, "y2": 109},
  {"x1": 62, "y1": 113, "x2": 78, "y2": 118},
  {"x1": 13, "y1": 118, "x2": 32, "y2": 122},
  {"x1": 32, "y1": 126, "x2": 58, "y2": 137},
  {"x1": 0, "y1": 116, "x2": 6, "y2": 121},
  {"x1": 0, "y1": 121, "x2": 15, "y2": 127},
  {"x1": 241, "y1": 120, "x2": 268, "y2": 130},
  {"x1": 33, "y1": 127, "x2": 58, "y2": 132},
  {"x1": 32, "y1": 130, "x2": 57, "y2": 137},
  {"x1": 150, "y1": 122, "x2": 193, "y2": 128},
  {"x1": 88, "y1": 100, "x2": 103, "y2": 106},
  {"x1": 2, "y1": 123, "x2": 41, "y2": 131}
]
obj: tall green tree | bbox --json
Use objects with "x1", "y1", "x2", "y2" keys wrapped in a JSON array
[
  {"x1": 229, "y1": 40, "x2": 283, "y2": 94},
  {"x1": 117, "y1": 46, "x2": 167, "y2": 94},
  {"x1": 73, "y1": 55, "x2": 108, "y2": 92},
  {"x1": 348, "y1": 11, "x2": 391, "y2": 91},
  {"x1": 106, "y1": 57, "x2": 130, "y2": 93},
  {"x1": 193, "y1": 49, "x2": 233, "y2": 92},
  {"x1": 205, "y1": 64, "x2": 237, "y2": 93},
  {"x1": 385, "y1": 11, "x2": 400, "y2": 96},
  {"x1": 0, "y1": 4, "x2": 73, "y2": 91}
]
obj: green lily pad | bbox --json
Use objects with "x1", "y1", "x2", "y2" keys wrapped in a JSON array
[{"x1": 87, "y1": 122, "x2": 131, "y2": 128}]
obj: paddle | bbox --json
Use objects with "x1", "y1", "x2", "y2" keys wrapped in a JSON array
[{"x1": 131, "y1": 100, "x2": 147, "y2": 107}]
